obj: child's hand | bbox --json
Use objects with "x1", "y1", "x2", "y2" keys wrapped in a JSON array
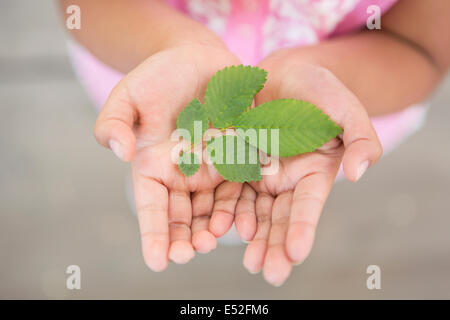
[
  {"x1": 230, "y1": 54, "x2": 383, "y2": 286},
  {"x1": 93, "y1": 43, "x2": 243, "y2": 271}
]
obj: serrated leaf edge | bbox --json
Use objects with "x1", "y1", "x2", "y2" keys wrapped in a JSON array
[
  {"x1": 233, "y1": 98, "x2": 343, "y2": 157},
  {"x1": 205, "y1": 65, "x2": 268, "y2": 128}
]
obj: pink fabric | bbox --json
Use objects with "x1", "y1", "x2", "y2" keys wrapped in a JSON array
[
  {"x1": 67, "y1": 42, "x2": 123, "y2": 110},
  {"x1": 67, "y1": 0, "x2": 427, "y2": 173},
  {"x1": 225, "y1": 0, "x2": 268, "y2": 65},
  {"x1": 165, "y1": 0, "x2": 399, "y2": 64}
]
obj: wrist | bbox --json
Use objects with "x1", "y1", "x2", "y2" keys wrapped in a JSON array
[
  {"x1": 156, "y1": 23, "x2": 226, "y2": 54},
  {"x1": 260, "y1": 47, "x2": 323, "y2": 71}
]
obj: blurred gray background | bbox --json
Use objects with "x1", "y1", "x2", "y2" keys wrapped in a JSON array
[{"x1": 1, "y1": 0, "x2": 449, "y2": 299}]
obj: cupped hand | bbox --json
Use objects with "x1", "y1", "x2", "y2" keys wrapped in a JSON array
[
  {"x1": 227, "y1": 53, "x2": 383, "y2": 286},
  {"x1": 94, "y1": 43, "x2": 244, "y2": 271}
]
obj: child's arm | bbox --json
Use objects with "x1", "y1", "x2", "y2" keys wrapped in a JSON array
[
  {"x1": 59, "y1": 0, "x2": 225, "y2": 73},
  {"x1": 260, "y1": 0, "x2": 450, "y2": 116}
]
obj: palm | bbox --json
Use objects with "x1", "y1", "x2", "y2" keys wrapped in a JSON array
[
  {"x1": 132, "y1": 136, "x2": 226, "y2": 265},
  {"x1": 253, "y1": 145, "x2": 343, "y2": 195},
  {"x1": 98, "y1": 44, "x2": 243, "y2": 270}
]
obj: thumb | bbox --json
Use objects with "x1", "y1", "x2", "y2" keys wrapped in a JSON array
[
  {"x1": 94, "y1": 82, "x2": 137, "y2": 162},
  {"x1": 341, "y1": 105, "x2": 383, "y2": 182}
]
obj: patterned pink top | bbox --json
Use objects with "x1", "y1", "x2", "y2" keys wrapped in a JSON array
[
  {"x1": 165, "y1": 0, "x2": 398, "y2": 64},
  {"x1": 68, "y1": 0, "x2": 428, "y2": 168}
]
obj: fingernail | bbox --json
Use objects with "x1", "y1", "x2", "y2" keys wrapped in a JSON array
[
  {"x1": 273, "y1": 281, "x2": 285, "y2": 287},
  {"x1": 293, "y1": 260, "x2": 304, "y2": 266},
  {"x1": 109, "y1": 139, "x2": 124, "y2": 161},
  {"x1": 356, "y1": 160, "x2": 370, "y2": 181}
]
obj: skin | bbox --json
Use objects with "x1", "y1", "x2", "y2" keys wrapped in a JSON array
[{"x1": 60, "y1": 0, "x2": 450, "y2": 285}]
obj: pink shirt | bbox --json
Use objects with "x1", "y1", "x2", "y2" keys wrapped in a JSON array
[
  {"x1": 166, "y1": 0, "x2": 398, "y2": 65},
  {"x1": 68, "y1": 0, "x2": 427, "y2": 172}
]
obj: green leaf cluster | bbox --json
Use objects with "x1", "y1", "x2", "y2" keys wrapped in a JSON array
[{"x1": 175, "y1": 65, "x2": 342, "y2": 182}]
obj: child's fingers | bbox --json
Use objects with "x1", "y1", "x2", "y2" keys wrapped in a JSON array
[
  {"x1": 262, "y1": 192, "x2": 293, "y2": 287},
  {"x1": 191, "y1": 190, "x2": 217, "y2": 253},
  {"x1": 168, "y1": 190, "x2": 195, "y2": 264},
  {"x1": 234, "y1": 184, "x2": 257, "y2": 242},
  {"x1": 133, "y1": 172, "x2": 169, "y2": 272},
  {"x1": 243, "y1": 193, "x2": 273, "y2": 274},
  {"x1": 285, "y1": 170, "x2": 336, "y2": 264},
  {"x1": 209, "y1": 181, "x2": 243, "y2": 238},
  {"x1": 94, "y1": 81, "x2": 137, "y2": 162}
]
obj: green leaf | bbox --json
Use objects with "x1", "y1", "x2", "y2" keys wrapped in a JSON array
[
  {"x1": 204, "y1": 65, "x2": 267, "y2": 129},
  {"x1": 233, "y1": 99, "x2": 343, "y2": 157},
  {"x1": 176, "y1": 98, "x2": 208, "y2": 143},
  {"x1": 207, "y1": 135, "x2": 261, "y2": 182},
  {"x1": 178, "y1": 152, "x2": 200, "y2": 177}
]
